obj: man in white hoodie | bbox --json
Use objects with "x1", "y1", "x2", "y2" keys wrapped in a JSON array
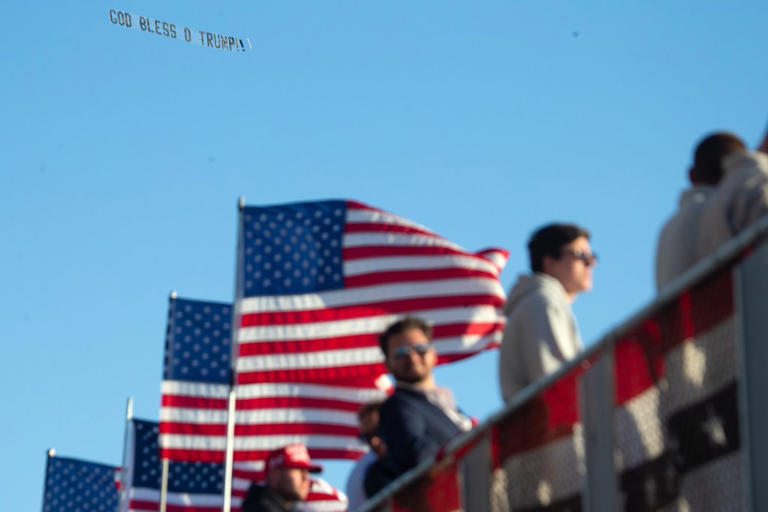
[
  {"x1": 695, "y1": 129, "x2": 768, "y2": 260},
  {"x1": 655, "y1": 133, "x2": 746, "y2": 291},
  {"x1": 499, "y1": 224, "x2": 595, "y2": 402}
]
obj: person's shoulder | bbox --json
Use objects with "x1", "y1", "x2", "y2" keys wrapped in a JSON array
[
  {"x1": 382, "y1": 388, "x2": 418, "y2": 407},
  {"x1": 241, "y1": 483, "x2": 274, "y2": 512},
  {"x1": 514, "y1": 279, "x2": 566, "y2": 313},
  {"x1": 380, "y1": 388, "x2": 426, "y2": 417}
]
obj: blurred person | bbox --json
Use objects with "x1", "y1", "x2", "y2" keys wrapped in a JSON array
[
  {"x1": 376, "y1": 317, "x2": 474, "y2": 475},
  {"x1": 655, "y1": 133, "x2": 745, "y2": 290},
  {"x1": 499, "y1": 223, "x2": 595, "y2": 402},
  {"x1": 345, "y1": 401, "x2": 386, "y2": 510},
  {"x1": 242, "y1": 443, "x2": 322, "y2": 512},
  {"x1": 695, "y1": 127, "x2": 768, "y2": 259}
]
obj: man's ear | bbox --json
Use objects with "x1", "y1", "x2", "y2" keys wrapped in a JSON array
[
  {"x1": 541, "y1": 254, "x2": 555, "y2": 275},
  {"x1": 382, "y1": 353, "x2": 393, "y2": 372}
]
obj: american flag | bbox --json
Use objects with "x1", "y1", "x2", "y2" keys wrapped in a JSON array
[
  {"x1": 42, "y1": 453, "x2": 120, "y2": 512},
  {"x1": 158, "y1": 295, "x2": 388, "y2": 478},
  {"x1": 124, "y1": 419, "x2": 347, "y2": 512},
  {"x1": 231, "y1": 199, "x2": 507, "y2": 461},
  {"x1": 159, "y1": 297, "x2": 233, "y2": 461}
]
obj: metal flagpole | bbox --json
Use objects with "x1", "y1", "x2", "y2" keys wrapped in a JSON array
[
  {"x1": 118, "y1": 397, "x2": 134, "y2": 512},
  {"x1": 42, "y1": 448, "x2": 55, "y2": 512},
  {"x1": 222, "y1": 196, "x2": 246, "y2": 512},
  {"x1": 159, "y1": 459, "x2": 169, "y2": 512},
  {"x1": 160, "y1": 291, "x2": 178, "y2": 512}
]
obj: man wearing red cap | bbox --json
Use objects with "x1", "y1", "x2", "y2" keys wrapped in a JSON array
[{"x1": 241, "y1": 443, "x2": 323, "y2": 512}]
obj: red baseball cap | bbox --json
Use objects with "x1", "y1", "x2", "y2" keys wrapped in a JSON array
[{"x1": 266, "y1": 443, "x2": 322, "y2": 474}]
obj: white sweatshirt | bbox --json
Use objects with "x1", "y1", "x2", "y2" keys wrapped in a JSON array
[{"x1": 498, "y1": 273, "x2": 582, "y2": 402}]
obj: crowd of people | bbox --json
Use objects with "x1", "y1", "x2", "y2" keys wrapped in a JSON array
[{"x1": 241, "y1": 126, "x2": 768, "y2": 511}]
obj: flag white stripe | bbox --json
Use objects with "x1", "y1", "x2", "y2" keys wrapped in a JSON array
[
  {"x1": 297, "y1": 502, "x2": 348, "y2": 512},
  {"x1": 129, "y1": 487, "x2": 225, "y2": 506},
  {"x1": 233, "y1": 461, "x2": 266, "y2": 472},
  {"x1": 343, "y1": 232, "x2": 462, "y2": 251},
  {"x1": 161, "y1": 407, "x2": 359, "y2": 426},
  {"x1": 163, "y1": 380, "x2": 388, "y2": 402},
  {"x1": 236, "y1": 347, "x2": 383, "y2": 372},
  {"x1": 343, "y1": 253, "x2": 500, "y2": 276},
  {"x1": 345, "y1": 207, "x2": 431, "y2": 232},
  {"x1": 161, "y1": 381, "x2": 230, "y2": 399},
  {"x1": 239, "y1": 278, "x2": 504, "y2": 313},
  {"x1": 236, "y1": 332, "x2": 502, "y2": 373},
  {"x1": 236, "y1": 381, "x2": 389, "y2": 401},
  {"x1": 238, "y1": 305, "x2": 503, "y2": 342},
  {"x1": 159, "y1": 434, "x2": 367, "y2": 451},
  {"x1": 480, "y1": 252, "x2": 509, "y2": 272}
]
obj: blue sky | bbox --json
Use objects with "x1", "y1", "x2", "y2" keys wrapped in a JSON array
[{"x1": 2, "y1": 1, "x2": 766, "y2": 508}]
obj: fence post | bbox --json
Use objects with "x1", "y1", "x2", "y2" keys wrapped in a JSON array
[
  {"x1": 460, "y1": 434, "x2": 492, "y2": 512},
  {"x1": 735, "y1": 240, "x2": 768, "y2": 511},
  {"x1": 580, "y1": 349, "x2": 617, "y2": 511}
]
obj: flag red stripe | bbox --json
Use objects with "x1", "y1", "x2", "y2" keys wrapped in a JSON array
[
  {"x1": 158, "y1": 422, "x2": 359, "y2": 437},
  {"x1": 158, "y1": 422, "x2": 227, "y2": 435},
  {"x1": 345, "y1": 267, "x2": 498, "y2": 287},
  {"x1": 345, "y1": 199, "x2": 379, "y2": 211},
  {"x1": 239, "y1": 333, "x2": 362, "y2": 355},
  {"x1": 129, "y1": 501, "x2": 221, "y2": 512},
  {"x1": 160, "y1": 395, "x2": 365, "y2": 413},
  {"x1": 236, "y1": 396, "x2": 364, "y2": 411},
  {"x1": 239, "y1": 294, "x2": 504, "y2": 327},
  {"x1": 343, "y1": 245, "x2": 473, "y2": 260},
  {"x1": 344, "y1": 222, "x2": 436, "y2": 237},
  {"x1": 237, "y1": 362, "x2": 386, "y2": 385},
  {"x1": 236, "y1": 423, "x2": 359, "y2": 436},
  {"x1": 161, "y1": 395, "x2": 228, "y2": 409},
  {"x1": 158, "y1": 448, "x2": 363, "y2": 462}
]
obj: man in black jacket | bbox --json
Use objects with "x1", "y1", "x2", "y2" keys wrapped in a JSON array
[
  {"x1": 376, "y1": 317, "x2": 474, "y2": 476},
  {"x1": 241, "y1": 443, "x2": 322, "y2": 512}
]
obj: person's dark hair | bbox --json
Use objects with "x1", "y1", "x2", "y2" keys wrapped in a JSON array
[
  {"x1": 357, "y1": 401, "x2": 383, "y2": 421},
  {"x1": 377, "y1": 317, "x2": 432, "y2": 357},
  {"x1": 691, "y1": 132, "x2": 746, "y2": 185},
  {"x1": 528, "y1": 223, "x2": 590, "y2": 273}
]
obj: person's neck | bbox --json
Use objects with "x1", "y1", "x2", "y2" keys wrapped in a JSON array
[{"x1": 397, "y1": 375, "x2": 437, "y2": 391}]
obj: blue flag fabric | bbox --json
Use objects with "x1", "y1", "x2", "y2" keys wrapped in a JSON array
[{"x1": 42, "y1": 455, "x2": 118, "y2": 512}]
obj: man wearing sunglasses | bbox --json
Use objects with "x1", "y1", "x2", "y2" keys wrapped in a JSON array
[
  {"x1": 376, "y1": 317, "x2": 474, "y2": 475},
  {"x1": 499, "y1": 223, "x2": 595, "y2": 402}
]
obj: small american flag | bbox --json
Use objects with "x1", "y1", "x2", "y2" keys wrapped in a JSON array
[
  {"x1": 42, "y1": 453, "x2": 119, "y2": 512},
  {"x1": 159, "y1": 297, "x2": 233, "y2": 461},
  {"x1": 159, "y1": 295, "x2": 388, "y2": 474},
  {"x1": 124, "y1": 419, "x2": 346, "y2": 512}
]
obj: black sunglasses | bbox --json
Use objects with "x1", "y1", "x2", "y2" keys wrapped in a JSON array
[
  {"x1": 392, "y1": 343, "x2": 432, "y2": 359},
  {"x1": 561, "y1": 249, "x2": 598, "y2": 266}
]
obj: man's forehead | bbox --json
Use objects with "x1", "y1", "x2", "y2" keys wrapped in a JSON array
[
  {"x1": 562, "y1": 236, "x2": 591, "y2": 251},
  {"x1": 389, "y1": 327, "x2": 429, "y2": 343}
]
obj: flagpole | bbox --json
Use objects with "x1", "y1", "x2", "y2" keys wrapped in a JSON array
[
  {"x1": 160, "y1": 292, "x2": 177, "y2": 512},
  {"x1": 118, "y1": 398, "x2": 134, "y2": 512},
  {"x1": 42, "y1": 448, "x2": 55, "y2": 512},
  {"x1": 159, "y1": 459, "x2": 170, "y2": 512},
  {"x1": 222, "y1": 196, "x2": 245, "y2": 512}
]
